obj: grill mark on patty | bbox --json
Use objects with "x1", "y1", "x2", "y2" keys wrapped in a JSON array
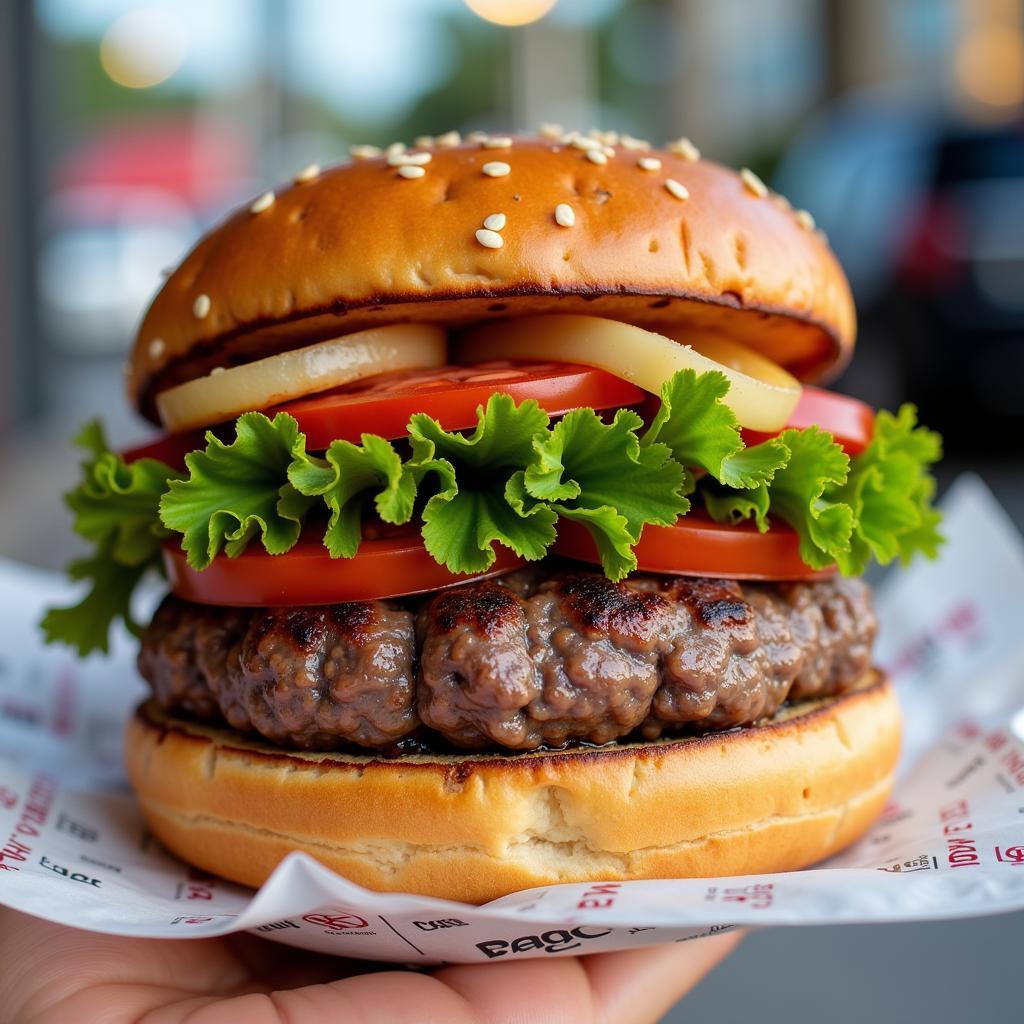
[
  {"x1": 252, "y1": 603, "x2": 381, "y2": 653},
  {"x1": 431, "y1": 583, "x2": 522, "y2": 637},
  {"x1": 327, "y1": 603, "x2": 378, "y2": 645},
  {"x1": 670, "y1": 580, "x2": 752, "y2": 628},
  {"x1": 555, "y1": 575, "x2": 669, "y2": 644},
  {"x1": 697, "y1": 600, "x2": 748, "y2": 626},
  {"x1": 283, "y1": 610, "x2": 327, "y2": 650}
]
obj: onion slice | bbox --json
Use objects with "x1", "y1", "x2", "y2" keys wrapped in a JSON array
[
  {"x1": 157, "y1": 324, "x2": 448, "y2": 431},
  {"x1": 456, "y1": 315, "x2": 801, "y2": 432},
  {"x1": 676, "y1": 331, "x2": 803, "y2": 391}
]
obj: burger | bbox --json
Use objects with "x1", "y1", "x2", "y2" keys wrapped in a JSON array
[{"x1": 43, "y1": 130, "x2": 942, "y2": 904}]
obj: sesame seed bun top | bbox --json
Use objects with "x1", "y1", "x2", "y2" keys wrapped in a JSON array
[{"x1": 128, "y1": 131, "x2": 856, "y2": 421}]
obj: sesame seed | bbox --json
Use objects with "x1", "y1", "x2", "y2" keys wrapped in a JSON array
[
  {"x1": 249, "y1": 191, "x2": 275, "y2": 214},
  {"x1": 398, "y1": 165, "x2": 426, "y2": 179},
  {"x1": 415, "y1": 135, "x2": 435, "y2": 148},
  {"x1": 436, "y1": 130, "x2": 461, "y2": 147},
  {"x1": 483, "y1": 135, "x2": 512, "y2": 148},
  {"x1": 468, "y1": 130, "x2": 489, "y2": 142},
  {"x1": 350, "y1": 144, "x2": 382, "y2": 159},
  {"x1": 482, "y1": 161, "x2": 511, "y2": 177},
  {"x1": 554, "y1": 203, "x2": 575, "y2": 227},
  {"x1": 664, "y1": 178, "x2": 689, "y2": 201},
  {"x1": 602, "y1": 145, "x2": 615, "y2": 158},
  {"x1": 773, "y1": 193, "x2": 792, "y2": 211},
  {"x1": 539, "y1": 122, "x2": 562, "y2": 139},
  {"x1": 193, "y1": 294, "x2": 211, "y2": 318},
  {"x1": 148, "y1": 338, "x2": 165, "y2": 359},
  {"x1": 586, "y1": 149, "x2": 607, "y2": 165},
  {"x1": 637, "y1": 157, "x2": 662, "y2": 171},
  {"x1": 210, "y1": 366, "x2": 225, "y2": 376},
  {"x1": 620, "y1": 134, "x2": 650, "y2": 151},
  {"x1": 386, "y1": 142, "x2": 406, "y2": 157},
  {"x1": 385, "y1": 149, "x2": 430, "y2": 166},
  {"x1": 388, "y1": 149, "x2": 432, "y2": 167},
  {"x1": 475, "y1": 228, "x2": 504, "y2": 249},
  {"x1": 740, "y1": 168, "x2": 768, "y2": 197},
  {"x1": 666, "y1": 137, "x2": 700, "y2": 161},
  {"x1": 294, "y1": 163, "x2": 320, "y2": 183},
  {"x1": 572, "y1": 135, "x2": 600, "y2": 151},
  {"x1": 483, "y1": 212, "x2": 506, "y2": 231},
  {"x1": 795, "y1": 208, "x2": 816, "y2": 231}
]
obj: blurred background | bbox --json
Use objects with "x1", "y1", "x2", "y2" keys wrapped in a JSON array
[{"x1": 0, "y1": 1, "x2": 1021, "y2": 1019}]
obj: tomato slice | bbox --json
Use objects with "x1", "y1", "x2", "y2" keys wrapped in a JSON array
[
  {"x1": 268, "y1": 360, "x2": 646, "y2": 449},
  {"x1": 123, "y1": 430, "x2": 206, "y2": 468},
  {"x1": 126, "y1": 361, "x2": 643, "y2": 466},
  {"x1": 128, "y1": 371, "x2": 871, "y2": 474},
  {"x1": 741, "y1": 386, "x2": 874, "y2": 456},
  {"x1": 553, "y1": 513, "x2": 835, "y2": 582},
  {"x1": 162, "y1": 525, "x2": 526, "y2": 605}
]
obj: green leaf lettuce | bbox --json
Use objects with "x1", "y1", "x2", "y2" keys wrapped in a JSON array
[
  {"x1": 407, "y1": 394, "x2": 557, "y2": 573},
  {"x1": 40, "y1": 421, "x2": 181, "y2": 655},
  {"x1": 642, "y1": 369, "x2": 788, "y2": 491},
  {"x1": 288, "y1": 434, "x2": 415, "y2": 558},
  {"x1": 522, "y1": 407, "x2": 688, "y2": 579},
  {"x1": 831, "y1": 404, "x2": 943, "y2": 575},
  {"x1": 42, "y1": 374, "x2": 946, "y2": 657},
  {"x1": 159, "y1": 412, "x2": 313, "y2": 570}
]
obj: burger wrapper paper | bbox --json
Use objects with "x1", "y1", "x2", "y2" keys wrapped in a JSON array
[{"x1": 1, "y1": 472, "x2": 1023, "y2": 964}]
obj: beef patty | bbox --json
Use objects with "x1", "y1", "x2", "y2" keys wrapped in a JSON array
[{"x1": 138, "y1": 568, "x2": 876, "y2": 753}]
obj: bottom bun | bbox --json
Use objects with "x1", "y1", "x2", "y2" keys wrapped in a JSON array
[{"x1": 124, "y1": 672, "x2": 899, "y2": 904}]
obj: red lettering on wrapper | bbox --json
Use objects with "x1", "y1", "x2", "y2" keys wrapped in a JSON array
[
  {"x1": 995, "y1": 845, "x2": 1024, "y2": 865},
  {"x1": 946, "y1": 838, "x2": 980, "y2": 868},
  {"x1": 303, "y1": 911, "x2": 369, "y2": 931},
  {"x1": 984, "y1": 731, "x2": 1008, "y2": 754},
  {"x1": 888, "y1": 602, "x2": 981, "y2": 680},
  {"x1": 577, "y1": 882, "x2": 621, "y2": 910},
  {"x1": 703, "y1": 883, "x2": 775, "y2": 909},
  {"x1": 722, "y1": 884, "x2": 774, "y2": 909},
  {"x1": 939, "y1": 799, "x2": 970, "y2": 823},
  {"x1": 1002, "y1": 749, "x2": 1024, "y2": 788},
  {"x1": 0, "y1": 776, "x2": 56, "y2": 872},
  {"x1": 938, "y1": 799, "x2": 980, "y2": 868}
]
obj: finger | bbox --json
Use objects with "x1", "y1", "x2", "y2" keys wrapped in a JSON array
[
  {"x1": 150, "y1": 935, "x2": 742, "y2": 1024},
  {"x1": 222, "y1": 933, "x2": 383, "y2": 990},
  {"x1": 434, "y1": 956, "x2": 598, "y2": 1024},
  {"x1": 0, "y1": 911, "x2": 228, "y2": 1019},
  {"x1": 431, "y1": 930, "x2": 743, "y2": 1024},
  {"x1": 0, "y1": 908, "x2": 249, "y2": 1023},
  {"x1": 137, "y1": 972, "x2": 483, "y2": 1024},
  {"x1": 582, "y1": 929, "x2": 745, "y2": 1024}
]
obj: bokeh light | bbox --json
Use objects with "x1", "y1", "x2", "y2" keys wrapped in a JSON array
[
  {"x1": 464, "y1": 0, "x2": 558, "y2": 28},
  {"x1": 99, "y1": 7, "x2": 187, "y2": 89},
  {"x1": 955, "y1": 23, "x2": 1024, "y2": 110}
]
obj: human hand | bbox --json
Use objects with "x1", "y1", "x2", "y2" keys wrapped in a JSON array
[{"x1": 0, "y1": 906, "x2": 740, "y2": 1023}]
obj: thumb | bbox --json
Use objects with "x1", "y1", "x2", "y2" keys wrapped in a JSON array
[{"x1": 583, "y1": 929, "x2": 745, "y2": 1024}]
